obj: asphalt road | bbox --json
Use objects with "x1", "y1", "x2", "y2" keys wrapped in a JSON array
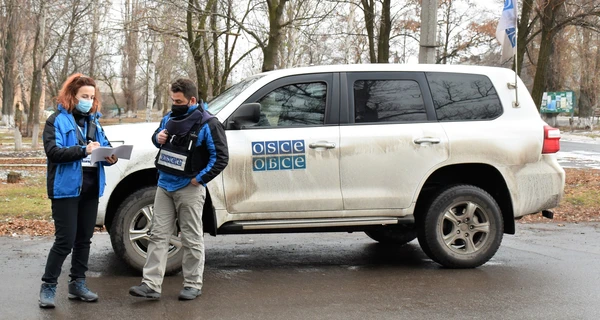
[
  {"x1": 558, "y1": 140, "x2": 600, "y2": 169},
  {"x1": 1, "y1": 223, "x2": 600, "y2": 320}
]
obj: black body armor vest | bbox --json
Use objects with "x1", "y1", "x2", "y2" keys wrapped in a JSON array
[{"x1": 154, "y1": 110, "x2": 212, "y2": 177}]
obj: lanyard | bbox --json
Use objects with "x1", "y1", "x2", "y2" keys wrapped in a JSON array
[{"x1": 78, "y1": 121, "x2": 88, "y2": 143}]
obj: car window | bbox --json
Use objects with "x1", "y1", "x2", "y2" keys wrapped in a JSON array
[
  {"x1": 353, "y1": 80, "x2": 427, "y2": 123},
  {"x1": 426, "y1": 72, "x2": 503, "y2": 121},
  {"x1": 207, "y1": 75, "x2": 263, "y2": 115},
  {"x1": 256, "y1": 82, "x2": 327, "y2": 127}
]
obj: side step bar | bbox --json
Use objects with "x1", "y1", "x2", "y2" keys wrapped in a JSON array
[{"x1": 218, "y1": 216, "x2": 414, "y2": 234}]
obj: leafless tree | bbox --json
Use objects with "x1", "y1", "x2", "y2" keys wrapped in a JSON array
[
  {"x1": 516, "y1": 0, "x2": 600, "y2": 110},
  {"x1": 436, "y1": 0, "x2": 496, "y2": 64},
  {"x1": 1, "y1": 0, "x2": 17, "y2": 127},
  {"x1": 122, "y1": 0, "x2": 141, "y2": 116}
]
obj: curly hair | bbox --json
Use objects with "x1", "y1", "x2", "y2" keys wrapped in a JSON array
[{"x1": 57, "y1": 73, "x2": 101, "y2": 113}]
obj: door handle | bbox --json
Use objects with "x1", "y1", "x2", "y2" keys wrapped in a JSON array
[
  {"x1": 414, "y1": 137, "x2": 441, "y2": 144},
  {"x1": 309, "y1": 142, "x2": 336, "y2": 149}
]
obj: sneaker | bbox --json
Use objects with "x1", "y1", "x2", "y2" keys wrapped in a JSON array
[
  {"x1": 39, "y1": 283, "x2": 57, "y2": 308},
  {"x1": 178, "y1": 287, "x2": 202, "y2": 300},
  {"x1": 68, "y1": 279, "x2": 98, "y2": 302},
  {"x1": 129, "y1": 283, "x2": 160, "y2": 299}
]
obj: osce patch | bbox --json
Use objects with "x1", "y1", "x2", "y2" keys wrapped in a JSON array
[
  {"x1": 252, "y1": 140, "x2": 306, "y2": 171},
  {"x1": 157, "y1": 149, "x2": 186, "y2": 171},
  {"x1": 252, "y1": 140, "x2": 305, "y2": 155}
]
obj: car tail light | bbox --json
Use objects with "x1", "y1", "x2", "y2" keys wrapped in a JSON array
[{"x1": 542, "y1": 125, "x2": 560, "y2": 154}]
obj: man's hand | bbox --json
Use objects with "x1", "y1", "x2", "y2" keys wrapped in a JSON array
[
  {"x1": 105, "y1": 154, "x2": 118, "y2": 164},
  {"x1": 191, "y1": 177, "x2": 201, "y2": 186},
  {"x1": 86, "y1": 141, "x2": 100, "y2": 155},
  {"x1": 157, "y1": 129, "x2": 168, "y2": 145}
]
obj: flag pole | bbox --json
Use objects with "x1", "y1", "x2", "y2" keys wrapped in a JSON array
[{"x1": 514, "y1": 0, "x2": 519, "y2": 108}]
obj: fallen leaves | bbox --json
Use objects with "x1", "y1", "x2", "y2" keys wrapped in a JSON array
[
  {"x1": 0, "y1": 218, "x2": 105, "y2": 237},
  {"x1": 520, "y1": 168, "x2": 600, "y2": 223},
  {"x1": 1, "y1": 167, "x2": 599, "y2": 236}
]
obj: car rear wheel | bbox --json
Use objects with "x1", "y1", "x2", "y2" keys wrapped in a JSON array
[
  {"x1": 110, "y1": 186, "x2": 183, "y2": 275},
  {"x1": 418, "y1": 185, "x2": 503, "y2": 268}
]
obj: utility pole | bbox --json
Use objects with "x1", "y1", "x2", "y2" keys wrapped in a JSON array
[{"x1": 419, "y1": 0, "x2": 438, "y2": 64}]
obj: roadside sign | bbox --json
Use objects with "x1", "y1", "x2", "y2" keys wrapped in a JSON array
[{"x1": 540, "y1": 91, "x2": 575, "y2": 114}]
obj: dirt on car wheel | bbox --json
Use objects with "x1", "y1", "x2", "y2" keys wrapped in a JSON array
[
  {"x1": 110, "y1": 186, "x2": 183, "y2": 275},
  {"x1": 418, "y1": 185, "x2": 503, "y2": 268}
]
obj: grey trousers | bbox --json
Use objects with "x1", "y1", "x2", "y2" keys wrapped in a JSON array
[{"x1": 142, "y1": 183, "x2": 206, "y2": 293}]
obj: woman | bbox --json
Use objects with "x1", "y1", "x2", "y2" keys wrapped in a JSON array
[{"x1": 39, "y1": 74, "x2": 117, "y2": 308}]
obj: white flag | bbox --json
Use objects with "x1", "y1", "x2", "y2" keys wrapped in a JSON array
[{"x1": 496, "y1": 0, "x2": 517, "y2": 62}]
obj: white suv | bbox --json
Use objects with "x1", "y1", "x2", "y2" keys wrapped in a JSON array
[{"x1": 100, "y1": 64, "x2": 564, "y2": 273}]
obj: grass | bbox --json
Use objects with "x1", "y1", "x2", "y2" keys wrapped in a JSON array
[
  {"x1": 0, "y1": 127, "x2": 43, "y2": 145},
  {"x1": 0, "y1": 173, "x2": 51, "y2": 220},
  {"x1": 522, "y1": 168, "x2": 600, "y2": 223},
  {"x1": 1, "y1": 168, "x2": 600, "y2": 224}
]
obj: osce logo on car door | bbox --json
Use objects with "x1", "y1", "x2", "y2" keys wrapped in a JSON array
[{"x1": 252, "y1": 140, "x2": 306, "y2": 171}]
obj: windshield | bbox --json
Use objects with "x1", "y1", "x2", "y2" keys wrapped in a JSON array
[{"x1": 207, "y1": 75, "x2": 263, "y2": 115}]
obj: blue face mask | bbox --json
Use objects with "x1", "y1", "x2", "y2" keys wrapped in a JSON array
[{"x1": 76, "y1": 99, "x2": 93, "y2": 113}]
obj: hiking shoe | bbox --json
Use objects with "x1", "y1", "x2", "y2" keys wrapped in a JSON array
[
  {"x1": 68, "y1": 279, "x2": 98, "y2": 302},
  {"x1": 178, "y1": 287, "x2": 202, "y2": 300},
  {"x1": 129, "y1": 283, "x2": 160, "y2": 299},
  {"x1": 39, "y1": 283, "x2": 57, "y2": 308}
]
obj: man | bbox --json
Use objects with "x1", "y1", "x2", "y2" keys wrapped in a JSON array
[{"x1": 129, "y1": 79, "x2": 228, "y2": 300}]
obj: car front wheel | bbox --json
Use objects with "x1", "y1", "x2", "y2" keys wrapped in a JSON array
[
  {"x1": 110, "y1": 186, "x2": 183, "y2": 275},
  {"x1": 418, "y1": 185, "x2": 503, "y2": 268}
]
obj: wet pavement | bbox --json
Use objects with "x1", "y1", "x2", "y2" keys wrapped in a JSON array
[
  {"x1": 1, "y1": 222, "x2": 600, "y2": 320},
  {"x1": 558, "y1": 141, "x2": 600, "y2": 169}
]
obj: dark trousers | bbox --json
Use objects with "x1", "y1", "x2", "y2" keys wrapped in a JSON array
[{"x1": 41, "y1": 190, "x2": 99, "y2": 283}]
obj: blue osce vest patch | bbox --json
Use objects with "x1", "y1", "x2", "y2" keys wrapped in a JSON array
[{"x1": 252, "y1": 140, "x2": 306, "y2": 171}]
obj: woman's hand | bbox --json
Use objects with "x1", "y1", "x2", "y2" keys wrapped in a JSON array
[
  {"x1": 104, "y1": 154, "x2": 118, "y2": 164},
  {"x1": 86, "y1": 141, "x2": 100, "y2": 155}
]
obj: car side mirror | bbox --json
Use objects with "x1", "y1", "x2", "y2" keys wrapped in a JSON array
[{"x1": 228, "y1": 103, "x2": 261, "y2": 130}]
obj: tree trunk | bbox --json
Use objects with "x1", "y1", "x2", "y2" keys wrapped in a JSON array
[
  {"x1": 262, "y1": 0, "x2": 288, "y2": 71},
  {"x1": 123, "y1": 0, "x2": 139, "y2": 116},
  {"x1": 60, "y1": 4, "x2": 78, "y2": 84},
  {"x1": 376, "y1": 0, "x2": 391, "y2": 63},
  {"x1": 89, "y1": 0, "x2": 100, "y2": 77},
  {"x1": 531, "y1": 2, "x2": 555, "y2": 111},
  {"x1": 145, "y1": 39, "x2": 157, "y2": 122},
  {"x1": 13, "y1": 118, "x2": 22, "y2": 151},
  {"x1": 187, "y1": 0, "x2": 209, "y2": 101},
  {"x1": 361, "y1": 0, "x2": 377, "y2": 63},
  {"x1": 7, "y1": 172, "x2": 22, "y2": 183},
  {"x1": 2, "y1": 0, "x2": 17, "y2": 127},
  {"x1": 17, "y1": 58, "x2": 30, "y2": 137},
  {"x1": 516, "y1": 0, "x2": 534, "y2": 75},
  {"x1": 210, "y1": 0, "x2": 220, "y2": 98},
  {"x1": 440, "y1": 2, "x2": 452, "y2": 65},
  {"x1": 28, "y1": 3, "x2": 46, "y2": 149}
]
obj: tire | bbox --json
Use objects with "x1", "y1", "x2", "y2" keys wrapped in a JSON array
[
  {"x1": 365, "y1": 224, "x2": 417, "y2": 245},
  {"x1": 418, "y1": 185, "x2": 503, "y2": 268},
  {"x1": 110, "y1": 186, "x2": 183, "y2": 275}
]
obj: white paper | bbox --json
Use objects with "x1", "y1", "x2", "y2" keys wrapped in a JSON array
[{"x1": 90, "y1": 145, "x2": 134, "y2": 164}]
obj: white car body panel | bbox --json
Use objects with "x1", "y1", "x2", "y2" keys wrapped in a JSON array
[{"x1": 99, "y1": 64, "x2": 564, "y2": 229}]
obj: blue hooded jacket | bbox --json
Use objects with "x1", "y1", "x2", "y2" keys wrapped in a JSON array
[
  {"x1": 152, "y1": 103, "x2": 229, "y2": 192},
  {"x1": 43, "y1": 104, "x2": 113, "y2": 199}
]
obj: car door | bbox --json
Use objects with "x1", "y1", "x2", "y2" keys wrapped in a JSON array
[
  {"x1": 222, "y1": 73, "x2": 343, "y2": 214},
  {"x1": 339, "y1": 72, "x2": 449, "y2": 210}
]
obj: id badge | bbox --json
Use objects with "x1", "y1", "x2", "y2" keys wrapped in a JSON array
[
  {"x1": 157, "y1": 149, "x2": 187, "y2": 171},
  {"x1": 82, "y1": 154, "x2": 97, "y2": 167}
]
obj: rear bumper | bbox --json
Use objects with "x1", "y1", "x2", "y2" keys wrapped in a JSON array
[{"x1": 503, "y1": 155, "x2": 565, "y2": 218}]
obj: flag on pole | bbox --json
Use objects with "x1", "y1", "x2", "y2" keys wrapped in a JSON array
[{"x1": 496, "y1": 0, "x2": 517, "y2": 62}]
